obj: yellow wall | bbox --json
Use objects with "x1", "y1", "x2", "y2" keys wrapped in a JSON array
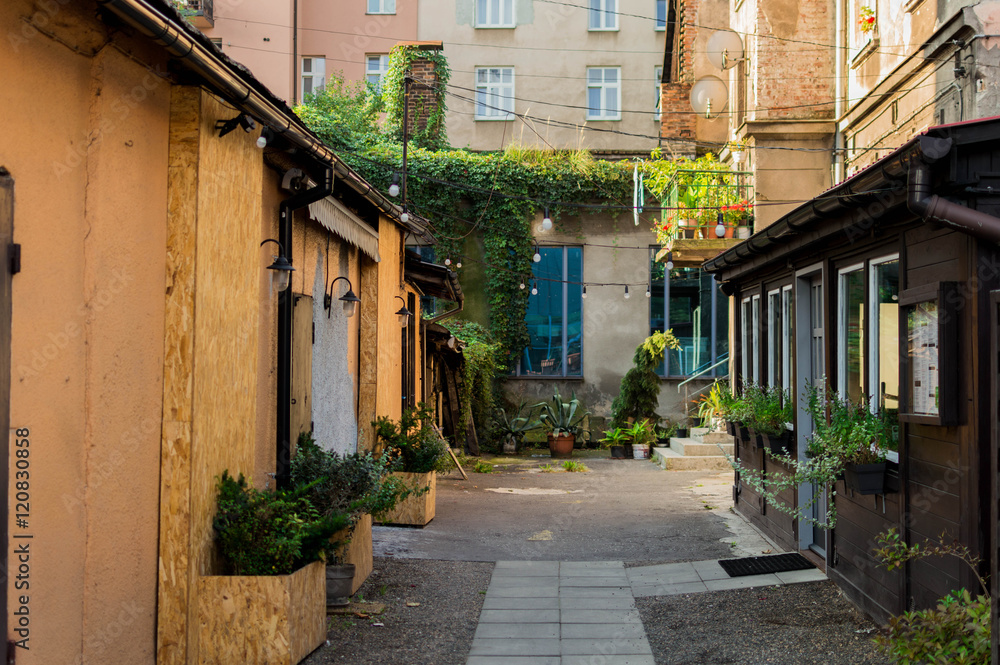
[
  {"x1": 376, "y1": 223, "x2": 404, "y2": 421},
  {"x1": 3, "y1": 2, "x2": 169, "y2": 661}
]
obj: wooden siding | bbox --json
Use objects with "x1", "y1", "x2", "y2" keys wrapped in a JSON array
[{"x1": 733, "y1": 442, "x2": 797, "y2": 552}]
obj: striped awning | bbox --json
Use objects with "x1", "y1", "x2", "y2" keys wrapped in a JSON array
[{"x1": 308, "y1": 196, "x2": 381, "y2": 262}]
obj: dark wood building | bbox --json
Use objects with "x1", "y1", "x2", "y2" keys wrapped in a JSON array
[{"x1": 703, "y1": 117, "x2": 1000, "y2": 638}]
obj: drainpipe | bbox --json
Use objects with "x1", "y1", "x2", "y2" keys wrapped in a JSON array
[
  {"x1": 833, "y1": 0, "x2": 846, "y2": 184},
  {"x1": 908, "y1": 137, "x2": 1000, "y2": 244},
  {"x1": 276, "y1": 167, "x2": 333, "y2": 487}
]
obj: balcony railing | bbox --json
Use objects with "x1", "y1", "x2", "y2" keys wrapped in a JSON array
[{"x1": 184, "y1": 0, "x2": 214, "y2": 28}]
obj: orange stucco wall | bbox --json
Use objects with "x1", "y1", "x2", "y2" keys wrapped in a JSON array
[{"x1": 2, "y1": 2, "x2": 170, "y2": 662}]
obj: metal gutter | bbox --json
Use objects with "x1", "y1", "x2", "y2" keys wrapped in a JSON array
[{"x1": 95, "y1": 0, "x2": 433, "y2": 242}]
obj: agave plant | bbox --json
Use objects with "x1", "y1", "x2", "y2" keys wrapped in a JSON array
[
  {"x1": 535, "y1": 392, "x2": 590, "y2": 437},
  {"x1": 493, "y1": 401, "x2": 538, "y2": 452}
]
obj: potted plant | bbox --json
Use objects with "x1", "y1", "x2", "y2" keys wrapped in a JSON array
[
  {"x1": 600, "y1": 427, "x2": 630, "y2": 459},
  {"x1": 609, "y1": 330, "x2": 681, "y2": 430},
  {"x1": 624, "y1": 418, "x2": 655, "y2": 459},
  {"x1": 535, "y1": 392, "x2": 590, "y2": 458},
  {"x1": 373, "y1": 403, "x2": 449, "y2": 526},
  {"x1": 493, "y1": 400, "x2": 538, "y2": 454},
  {"x1": 205, "y1": 471, "x2": 342, "y2": 663},
  {"x1": 741, "y1": 383, "x2": 794, "y2": 454},
  {"x1": 654, "y1": 420, "x2": 679, "y2": 445},
  {"x1": 290, "y1": 433, "x2": 417, "y2": 606}
]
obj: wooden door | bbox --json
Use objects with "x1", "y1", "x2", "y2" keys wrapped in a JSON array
[
  {"x1": 290, "y1": 294, "x2": 313, "y2": 449},
  {"x1": 990, "y1": 290, "x2": 999, "y2": 665}
]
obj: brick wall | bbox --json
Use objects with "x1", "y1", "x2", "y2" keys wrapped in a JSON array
[
  {"x1": 405, "y1": 57, "x2": 439, "y2": 136},
  {"x1": 660, "y1": 0, "x2": 698, "y2": 151}
]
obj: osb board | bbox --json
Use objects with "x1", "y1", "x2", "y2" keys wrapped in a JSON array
[
  {"x1": 333, "y1": 514, "x2": 373, "y2": 594},
  {"x1": 158, "y1": 85, "x2": 200, "y2": 665},
  {"x1": 376, "y1": 224, "x2": 403, "y2": 421},
  {"x1": 196, "y1": 560, "x2": 325, "y2": 665},
  {"x1": 291, "y1": 294, "x2": 313, "y2": 444},
  {"x1": 158, "y1": 88, "x2": 263, "y2": 665},
  {"x1": 377, "y1": 471, "x2": 436, "y2": 526},
  {"x1": 357, "y1": 257, "x2": 379, "y2": 451}
]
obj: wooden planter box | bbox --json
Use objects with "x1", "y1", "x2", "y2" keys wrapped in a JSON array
[
  {"x1": 197, "y1": 559, "x2": 325, "y2": 665},
  {"x1": 377, "y1": 471, "x2": 436, "y2": 527},
  {"x1": 332, "y1": 514, "x2": 373, "y2": 594}
]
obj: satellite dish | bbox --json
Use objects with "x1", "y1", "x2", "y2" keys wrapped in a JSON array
[
  {"x1": 690, "y1": 76, "x2": 728, "y2": 118},
  {"x1": 707, "y1": 30, "x2": 745, "y2": 70}
]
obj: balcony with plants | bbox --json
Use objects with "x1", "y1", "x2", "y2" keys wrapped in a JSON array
[{"x1": 646, "y1": 154, "x2": 754, "y2": 268}]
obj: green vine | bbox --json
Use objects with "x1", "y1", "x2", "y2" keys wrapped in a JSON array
[
  {"x1": 382, "y1": 46, "x2": 451, "y2": 150},
  {"x1": 443, "y1": 321, "x2": 500, "y2": 441}
]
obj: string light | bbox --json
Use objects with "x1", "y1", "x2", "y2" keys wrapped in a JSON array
[
  {"x1": 400, "y1": 208, "x2": 410, "y2": 224},
  {"x1": 541, "y1": 208, "x2": 553, "y2": 231},
  {"x1": 645, "y1": 284, "x2": 651, "y2": 298},
  {"x1": 456, "y1": 260, "x2": 462, "y2": 268},
  {"x1": 624, "y1": 285, "x2": 630, "y2": 299},
  {"x1": 444, "y1": 257, "x2": 452, "y2": 266},
  {"x1": 388, "y1": 173, "x2": 400, "y2": 197},
  {"x1": 520, "y1": 281, "x2": 526, "y2": 289},
  {"x1": 715, "y1": 211, "x2": 726, "y2": 238},
  {"x1": 533, "y1": 245, "x2": 541, "y2": 262},
  {"x1": 666, "y1": 252, "x2": 674, "y2": 270},
  {"x1": 582, "y1": 285, "x2": 587, "y2": 298},
  {"x1": 531, "y1": 280, "x2": 538, "y2": 295}
]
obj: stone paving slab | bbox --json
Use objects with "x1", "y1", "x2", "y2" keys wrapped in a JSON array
[
  {"x1": 630, "y1": 581, "x2": 708, "y2": 597},
  {"x1": 559, "y1": 596, "x2": 635, "y2": 610},
  {"x1": 562, "y1": 656, "x2": 655, "y2": 665},
  {"x1": 467, "y1": 658, "x2": 560, "y2": 665},
  {"x1": 559, "y1": 609, "x2": 643, "y2": 624},
  {"x1": 482, "y1": 596, "x2": 560, "y2": 610},
  {"x1": 561, "y1": 638, "x2": 653, "y2": 655},
  {"x1": 486, "y1": 585, "x2": 561, "y2": 598},
  {"x1": 560, "y1": 623, "x2": 647, "y2": 639},
  {"x1": 469, "y1": 638, "x2": 561, "y2": 657},
  {"x1": 474, "y1": 623, "x2": 560, "y2": 639},
  {"x1": 478, "y1": 609, "x2": 560, "y2": 623},
  {"x1": 559, "y1": 586, "x2": 633, "y2": 597},
  {"x1": 703, "y1": 573, "x2": 783, "y2": 591}
]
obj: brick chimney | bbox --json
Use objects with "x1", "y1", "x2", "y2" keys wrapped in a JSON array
[
  {"x1": 394, "y1": 41, "x2": 444, "y2": 138},
  {"x1": 659, "y1": 0, "x2": 697, "y2": 156}
]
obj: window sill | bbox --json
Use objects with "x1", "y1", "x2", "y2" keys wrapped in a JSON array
[
  {"x1": 586, "y1": 116, "x2": 622, "y2": 122},
  {"x1": 474, "y1": 116, "x2": 516, "y2": 121},
  {"x1": 475, "y1": 24, "x2": 517, "y2": 29},
  {"x1": 850, "y1": 36, "x2": 879, "y2": 70},
  {"x1": 588, "y1": 27, "x2": 620, "y2": 32},
  {"x1": 366, "y1": 11, "x2": 396, "y2": 15},
  {"x1": 507, "y1": 375, "x2": 585, "y2": 380},
  {"x1": 654, "y1": 26, "x2": 666, "y2": 31}
]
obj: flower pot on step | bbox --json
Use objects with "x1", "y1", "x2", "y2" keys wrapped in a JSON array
[
  {"x1": 632, "y1": 443, "x2": 650, "y2": 459},
  {"x1": 610, "y1": 445, "x2": 625, "y2": 459}
]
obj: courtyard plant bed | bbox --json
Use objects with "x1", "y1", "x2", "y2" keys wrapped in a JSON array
[{"x1": 208, "y1": 471, "x2": 345, "y2": 664}]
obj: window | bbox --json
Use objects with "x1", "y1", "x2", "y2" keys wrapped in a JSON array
[
  {"x1": 301, "y1": 56, "x2": 326, "y2": 97},
  {"x1": 366, "y1": 55, "x2": 389, "y2": 92},
  {"x1": 476, "y1": 0, "x2": 514, "y2": 27},
  {"x1": 650, "y1": 254, "x2": 729, "y2": 377},
  {"x1": 475, "y1": 67, "x2": 515, "y2": 120},
  {"x1": 837, "y1": 264, "x2": 865, "y2": 403},
  {"x1": 515, "y1": 247, "x2": 583, "y2": 377},
  {"x1": 781, "y1": 285, "x2": 793, "y2": 393},
  {"x1": 740, "y1": 294, "x2": 760, "y2": 384},
  {"x1": 766, "y1": 286, "x2": 794, "y2": 391},
  {"x1": 589, "y1": 0, "x2": 618, "y2": 29},
  {"x1": 209, "y1": 37, "x2": 223, "y2": 49},
  {"x1": 655, "y1": 0, "x2": 667, "y2": 29},
  {"x1": 367, "y1": 0, "x2": 395, "y2": 14},
  {"x1": 654, "y1": 66, "x2": 663, "y2": 120},
  {"x1": 869, "y1": 257, "x2": 899, "y2": 412},
  {"x1": 587, "y1": 68, "x2": 620, "y2": 120}
]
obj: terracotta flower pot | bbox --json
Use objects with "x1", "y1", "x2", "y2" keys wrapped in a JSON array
[{"x1": 548, "y1": 433, "x2": 575, "y2": 458}]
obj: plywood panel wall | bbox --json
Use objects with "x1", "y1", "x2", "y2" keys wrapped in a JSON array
[{"x1": 376, "y1": 223, "x2": 403, "y2": 422}]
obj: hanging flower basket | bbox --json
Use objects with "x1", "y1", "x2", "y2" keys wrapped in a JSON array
[{"x1": 858, "y1": 6, "x2": 876, "y2": 34}]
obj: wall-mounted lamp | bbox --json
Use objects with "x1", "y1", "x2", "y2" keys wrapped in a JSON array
[
  {"x1": 260, "y1": 239, "x2": 294, "y2": 292},
  {"x1": 325, "y1": 276, "x2": 360, "y2": 318},
  {"x1": 394, "y1": 295, "x2": 412, "y2": 328},
  {"x1": 216, "y1": 113, "x2": 256, "y2": 138},
  {"x1": 707, "y1": 30, "x2": 747, "y2": 70},
  {"x1": 256, "y1": 126, "x2": 275, "y2": 149},
  {"x1": 541, "y1": 208, "x2": 553, "y2": 231}
]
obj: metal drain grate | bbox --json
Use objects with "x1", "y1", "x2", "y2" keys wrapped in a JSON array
[{"x1": 717, "y1": 553, "x2": 815, "y2": 578}]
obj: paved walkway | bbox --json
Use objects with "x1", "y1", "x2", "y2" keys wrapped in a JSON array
[{"x1": 467, "y1": 558, "x2": 828, "y2": 665}]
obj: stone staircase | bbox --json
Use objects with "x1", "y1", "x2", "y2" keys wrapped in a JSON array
[{"x1": 652, "y1": 427, "x2": 734, "y2": 471}]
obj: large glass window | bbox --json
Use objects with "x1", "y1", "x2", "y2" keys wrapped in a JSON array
[
  {"x1": 838, "y1": 265, "x2": 865, "y2": 403},
  {"x1": 301, "y1": 56, "x2": 326, "y2": 97},
  {"x1": 477, "y1": 0, "x2": 515, "y2": 27},
  {"x1": 650, "y1": 255, "x2": 729, "y2": 377},
  {"x1": 767, "y1": 289, "x2": 781, "y2": 387},
  {"x1": 740, "y1": 294, "x2": 760, "y2": 384},
  {"x1": 589, "y1": 0, "x2": 618, "y2": 29},
  {"x1": 781, "y1": 285, "x2": 793, "y2": 393},
  {"x1": 587, "y1": 68, "x2": 621, "y2": 120},
  {"x1": 475, "y1": 67, "x2": 515, "y2": 120},
  {"x1": 516, "y1": 247, "x2": 583, "y2": 377}
]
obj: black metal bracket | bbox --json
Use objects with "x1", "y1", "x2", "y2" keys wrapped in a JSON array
[{"x1": 8, "y1": 244, "x2": 20, "y2": 276}]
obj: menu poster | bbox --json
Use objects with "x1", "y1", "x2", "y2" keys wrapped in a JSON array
[{"x1": 907, "y1": 301, "x2": 939, "y2": 416}]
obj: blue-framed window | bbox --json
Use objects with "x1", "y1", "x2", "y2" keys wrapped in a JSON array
[
  {"x1": 649, "y1": 250, "x2": 728, "y2": 377},
  {"x1": 655, "y1": 0, "x2": 666, "y2": 29},
  {"x1": 515, "y1": 247, "x2": 583, "y2": 377}
]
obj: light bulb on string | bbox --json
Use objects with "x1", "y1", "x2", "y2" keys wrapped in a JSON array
[
  {"x1": 456, "y1": 261, "x2": 462, "y2": 268},
  {"x1": 444, "y1": 257, "x2": 451, "y2": 266},
  {"x1": 645, "y1": 284, "x2": 651, "y2": 298},
  {"x1": 400, "y1": 209, "x2": 410, "y2": 224},
  {"x1": 519, "y1": 281, "x2": 526, "y2": 290},
  {"x1": 388, "y1": 173, "x2": 400, "y2": 197},
  {"x1": 531, "y1": 281, "x2": 538, "y2": 296},
  {"x1": 624, "y1": 285, "x2": 631, "y2": 300},
  {"x1": 541, "y1": 208, "x2": 553, "y2": 231},
  {"x1": 666, "y1": 252, "x2": 674, "y2": 270},
  {"x1": 715, "y1": 211, "x2": 726, "y2": 238},
  {"x1": 532, "y1": 245, "x2": 541, "y2": 263},
  {"x1": 582, "y1": 285, "x2": 588, "y2": 299}
]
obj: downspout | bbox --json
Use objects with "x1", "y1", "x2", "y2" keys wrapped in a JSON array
[
  {"x1": 908, "y1": 136, "x2": 1000, "y2": 243},
  {"x1": 292, "y1": 0, "x2": 298, "y2": 106},
  {"x1": 276, "y1": 167, "x2": 333, "y2": 487},
  {"x1": 833, "y1": 0, "x2": 846, "y2": 183}
]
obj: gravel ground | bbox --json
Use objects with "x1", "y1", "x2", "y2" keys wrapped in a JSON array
[
  {"x1": 303, "y1": 557, "x2": 493, "y2": 665},
  {"x1": 637, "y1": 581, "x2": 889, "y2": 665}
]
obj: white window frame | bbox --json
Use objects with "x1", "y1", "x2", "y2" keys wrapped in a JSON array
[
  {"x1": 654, "y1": 0, "x2": 667, "y2": 30},
  {"x1": 767, "y1": 288, "x2": 782, "y2": 388},
  {"x1": 589, "y1": 0, "x2": 619, "y2": 30},
  {"x1": 586, "y1": 67, "x2": 621, "y2": 121},
  {"x1": 781, "y1": 285, "x2": 793, "y2": 394},
  {"x1": 300, "y1": 56, "x2": 326, "y2": 98},
  {"x1": 367, "y1": 0, "x2": 396, "y2": 14},
  {"x1": 741, "y1": 297, "x2": 751, "y2": 383},
  {"x1": 475, "y1": 67, "x2": 515, "y2": 120},
  {"x1": 868, "y1": 254, "x2": 899, "y2": 462},
  {"x1": 654, "y1": 66, "x2": 663, "y2": 121},
  {"x1": 365, "y1": 54, "x2": 389, "y2": 92},
  {"x1": 836, "y1": 262, "x2": 865, "y2": 398},
  {"x1": 751, "y1": 294, "x2": 760, "y2": 383},
  {"x1": 476, "y1": 0, "x2": 515, "y2": 28}
]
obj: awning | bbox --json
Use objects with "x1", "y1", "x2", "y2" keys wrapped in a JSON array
[{"x1": 309, "y1": 196, "x2": 381, "y2": 262}]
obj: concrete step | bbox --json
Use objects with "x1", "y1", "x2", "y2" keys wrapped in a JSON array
[
  {"x1": 690, "y1": 427, "x2": 711, "y2": 439},
  {"x1": 701, "y1": 431, "x2": 735, "y2": 445},
  {"x1": 669, "y1": 438, "x2": 734, "y2": 457},
  {"x1": 652, "y1": 446, "x2": 734, "y2": 471}
]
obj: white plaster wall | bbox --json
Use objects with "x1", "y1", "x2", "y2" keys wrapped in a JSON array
[{"x1": 311, "y1": 248, "x2": 359, "y2": 455}]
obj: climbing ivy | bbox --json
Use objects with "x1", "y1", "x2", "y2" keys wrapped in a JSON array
[{"x1": 382, "y1": 46, "x2": 451, "y2": 151}]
